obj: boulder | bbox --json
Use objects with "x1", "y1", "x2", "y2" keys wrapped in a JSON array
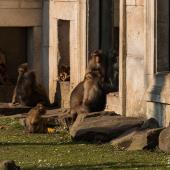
[
  {"x1": 69, "y1": 111, "x2": 145, "y2": 142},
  {"x1": 111, "y1": 127, "x2": 163, "y2": 150},
  {"x1": 159, "y1": 126, "x2": 170, "y2": 153},
  {"x1": 140, "y1": 118, "x2": 160, "y2": 130},
  {"x1": 0, "y1": 160, "x2": 20, "y2": 170}
]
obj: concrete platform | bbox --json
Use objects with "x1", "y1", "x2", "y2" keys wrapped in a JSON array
[{"x1": 0, "y1": 103, "x2": 31, "y2": 116}]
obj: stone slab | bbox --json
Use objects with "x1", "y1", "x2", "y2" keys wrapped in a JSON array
[{"x1": 0, "y1": 103, "x2": 31, "y2": 116}]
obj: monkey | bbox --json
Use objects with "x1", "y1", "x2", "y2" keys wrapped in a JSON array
[
  {"x1": 83, "y1": 71, "x2": 105, "y2": 110},
  {"x1": 25, "y1": 103, "x2": 47, "y2": 133},
  {"x1": 58, "y1": 65, "x2": 70, "y2": 81},
  {"x1": 12, "y1": 63, "x2": 48, "y2": 106},
  {"x1": 70, "y1": 71, "x2": 106, "y2": 123},
  {"x1": 86, "y1": 50, "x2": 105, "y2": 78}
]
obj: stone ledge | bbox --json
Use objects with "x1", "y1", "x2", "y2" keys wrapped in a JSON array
[{"x1": 0, "y1": 103, "x2": 31, "y2": 116}]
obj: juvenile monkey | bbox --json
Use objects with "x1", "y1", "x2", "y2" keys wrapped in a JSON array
[{"x1": 25, "y1": 103, "x2": 47, "y2": 133}]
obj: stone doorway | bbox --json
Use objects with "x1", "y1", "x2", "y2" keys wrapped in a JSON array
[
  {"x1": 56, "y1": 20, "x2": 70, "y2": 108},
  {"x1": 0, "y1": 27, "x2": 34, "y2": 103}
]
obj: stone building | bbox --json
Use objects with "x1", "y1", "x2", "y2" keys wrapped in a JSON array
[{"x1": 0, "y1": 0, "x2": 169, "y2": 127}]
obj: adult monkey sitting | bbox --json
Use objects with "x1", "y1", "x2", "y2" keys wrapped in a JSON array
[
  {"x1": 70, "y1": 70, "x2": 106, "y2": 122},
  {"x1": 12, "y1": 63, "x2": 48, "y2": 106}
]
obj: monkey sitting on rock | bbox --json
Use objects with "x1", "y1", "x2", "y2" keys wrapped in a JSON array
[{"x1": 70, "y1": 50, "x2": 107, "y2": 123}]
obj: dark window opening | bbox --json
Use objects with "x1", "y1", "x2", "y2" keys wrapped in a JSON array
[
  {"x1": 57, "y1": 20, "x2": 70, "y2": 82},
  {"x1": 100, "y1": 0, "x2": 120, "y2": 92},
  {"x1": 156, "y1": 0, "x2": 170, "y2": 72},
  {"x1": 0, "y1": 27, "x2": 34, "y2": 103},
  {"x1": 0, "y1": 27, "x2": 27, "y2": 84}
]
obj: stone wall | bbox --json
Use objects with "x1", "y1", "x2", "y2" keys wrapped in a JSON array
[
  {"x1": 0, "y1": 0, "x2": 42, "y2": 82},
  {"x1": 145, "y1": 0, "x2": 170, "y2": 127},
  {"x1": 0, "y1": 0, "x2": 42, "y2": 102},
  {"x1": 0, "y1": 0, "x2": 42, "y2": 26},
  {"x1": 125, "y1": 0, "x2": 146, "y2": 117},
  {"x1": 42, "y1": 0, "x2": 87, "y2": 103}
]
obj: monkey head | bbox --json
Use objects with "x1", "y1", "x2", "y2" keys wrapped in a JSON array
[
  {"x1": 18, "y1": 63, "x2": 28, "y2": 74},
  {"x1": 90, "y1": 50, "x2": 103, "y2": 66},
  {"x1": 36, "y1": 103, "x2": 46, "y2": 115}
]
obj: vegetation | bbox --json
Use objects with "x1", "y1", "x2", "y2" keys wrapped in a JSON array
[{"x1": 0, "y1": 117, "x2": 169, "y2": 170}]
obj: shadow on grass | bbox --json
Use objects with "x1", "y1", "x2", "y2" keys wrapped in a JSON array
[
  {"x1": 24, "y1": 162, "x2": 168, "y2": 170},
  {"x1": 0, "y1": 140, "x2": 92, "y2": 146},
  {"x1": 0, "y1": 141, "x2": 75, "y2": 146}
]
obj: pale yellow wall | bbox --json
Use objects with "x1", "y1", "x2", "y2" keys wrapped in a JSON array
[{"x1": 125, "y1": 0, "x2": 146, "y2": 117}]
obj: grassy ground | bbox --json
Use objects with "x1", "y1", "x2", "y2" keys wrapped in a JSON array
[{"x1": 0, "y1": 117, "x2": 169, "y2": 170}]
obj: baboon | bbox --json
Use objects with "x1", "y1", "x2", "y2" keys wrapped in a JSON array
[
  {"x1": 70, "y1": 71, "x2": 106, "y2": 122},
  {"x1": 25, "y1": 103, "x2": 47, "y2": 133},
  {"x1": 12, "y1": 63, "x2": 48, "y2": 106},
  {"x1": 86, "y1": 50, "x2": 105, "y2": 78}
]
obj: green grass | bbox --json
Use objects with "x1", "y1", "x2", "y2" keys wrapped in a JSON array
[{"x1": 0, "y1": 117, "x2": 169, "y2": 170}]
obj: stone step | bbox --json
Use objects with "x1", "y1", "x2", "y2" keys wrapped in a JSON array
[{"x1": 0, "y1": 103, "x2": 31, "y2": 116}]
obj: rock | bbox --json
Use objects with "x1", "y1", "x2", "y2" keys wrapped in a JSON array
[
  {"x1": 0, "y1": 160, "x2": 20, "y2": 170},
  {"x1": 111, "y1": 128, "x2": 163, "y2": 150},
  {"x1": 140, "y1": 118, "x2": 160, "y2": 130},
  {"x1": 159, "y1": 126, "x2": 170, "y2": 153},
  {"x1": 111, "y1": 127, "x2": 139, "y2": 149},
  {"x1": 69, "y1": 111, "x2": 145, "y2": 142}
]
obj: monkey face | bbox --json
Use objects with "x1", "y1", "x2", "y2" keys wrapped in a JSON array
[{"x1": 36, "y1": 103, "x2": 46, "y2": 115}]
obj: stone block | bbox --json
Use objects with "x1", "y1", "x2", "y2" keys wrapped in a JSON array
[
  {"x1": 126, "y1": 6, "x2": 144, "y2": 57},
  {"x1": 111, "y1": 128, "x2": 163, "y2": 151},
  {"x1": 0, "y1": 9, "x2": 42, "y2": 27},
  {"x1": 70, "y1": 112, "x2": 145, "y2": 142},
  {"x1": 159, "y1": 126, "x2": 170, "y2": 153},
  {"x1": 21, "y1": 0, "x2": 42, "y2": 9},
  {"x1": 60, "y1": 81, "x2": 70, "y2": 108},
  {"x1": 136, "y1": 0, "x2": 144, "y2": 6},
  {"x1": 0, "y1": 0, "x2": 19, "y2": 9},
  {"x1": 126, "y1": 0, "x2": 136, "y2": 6}
]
